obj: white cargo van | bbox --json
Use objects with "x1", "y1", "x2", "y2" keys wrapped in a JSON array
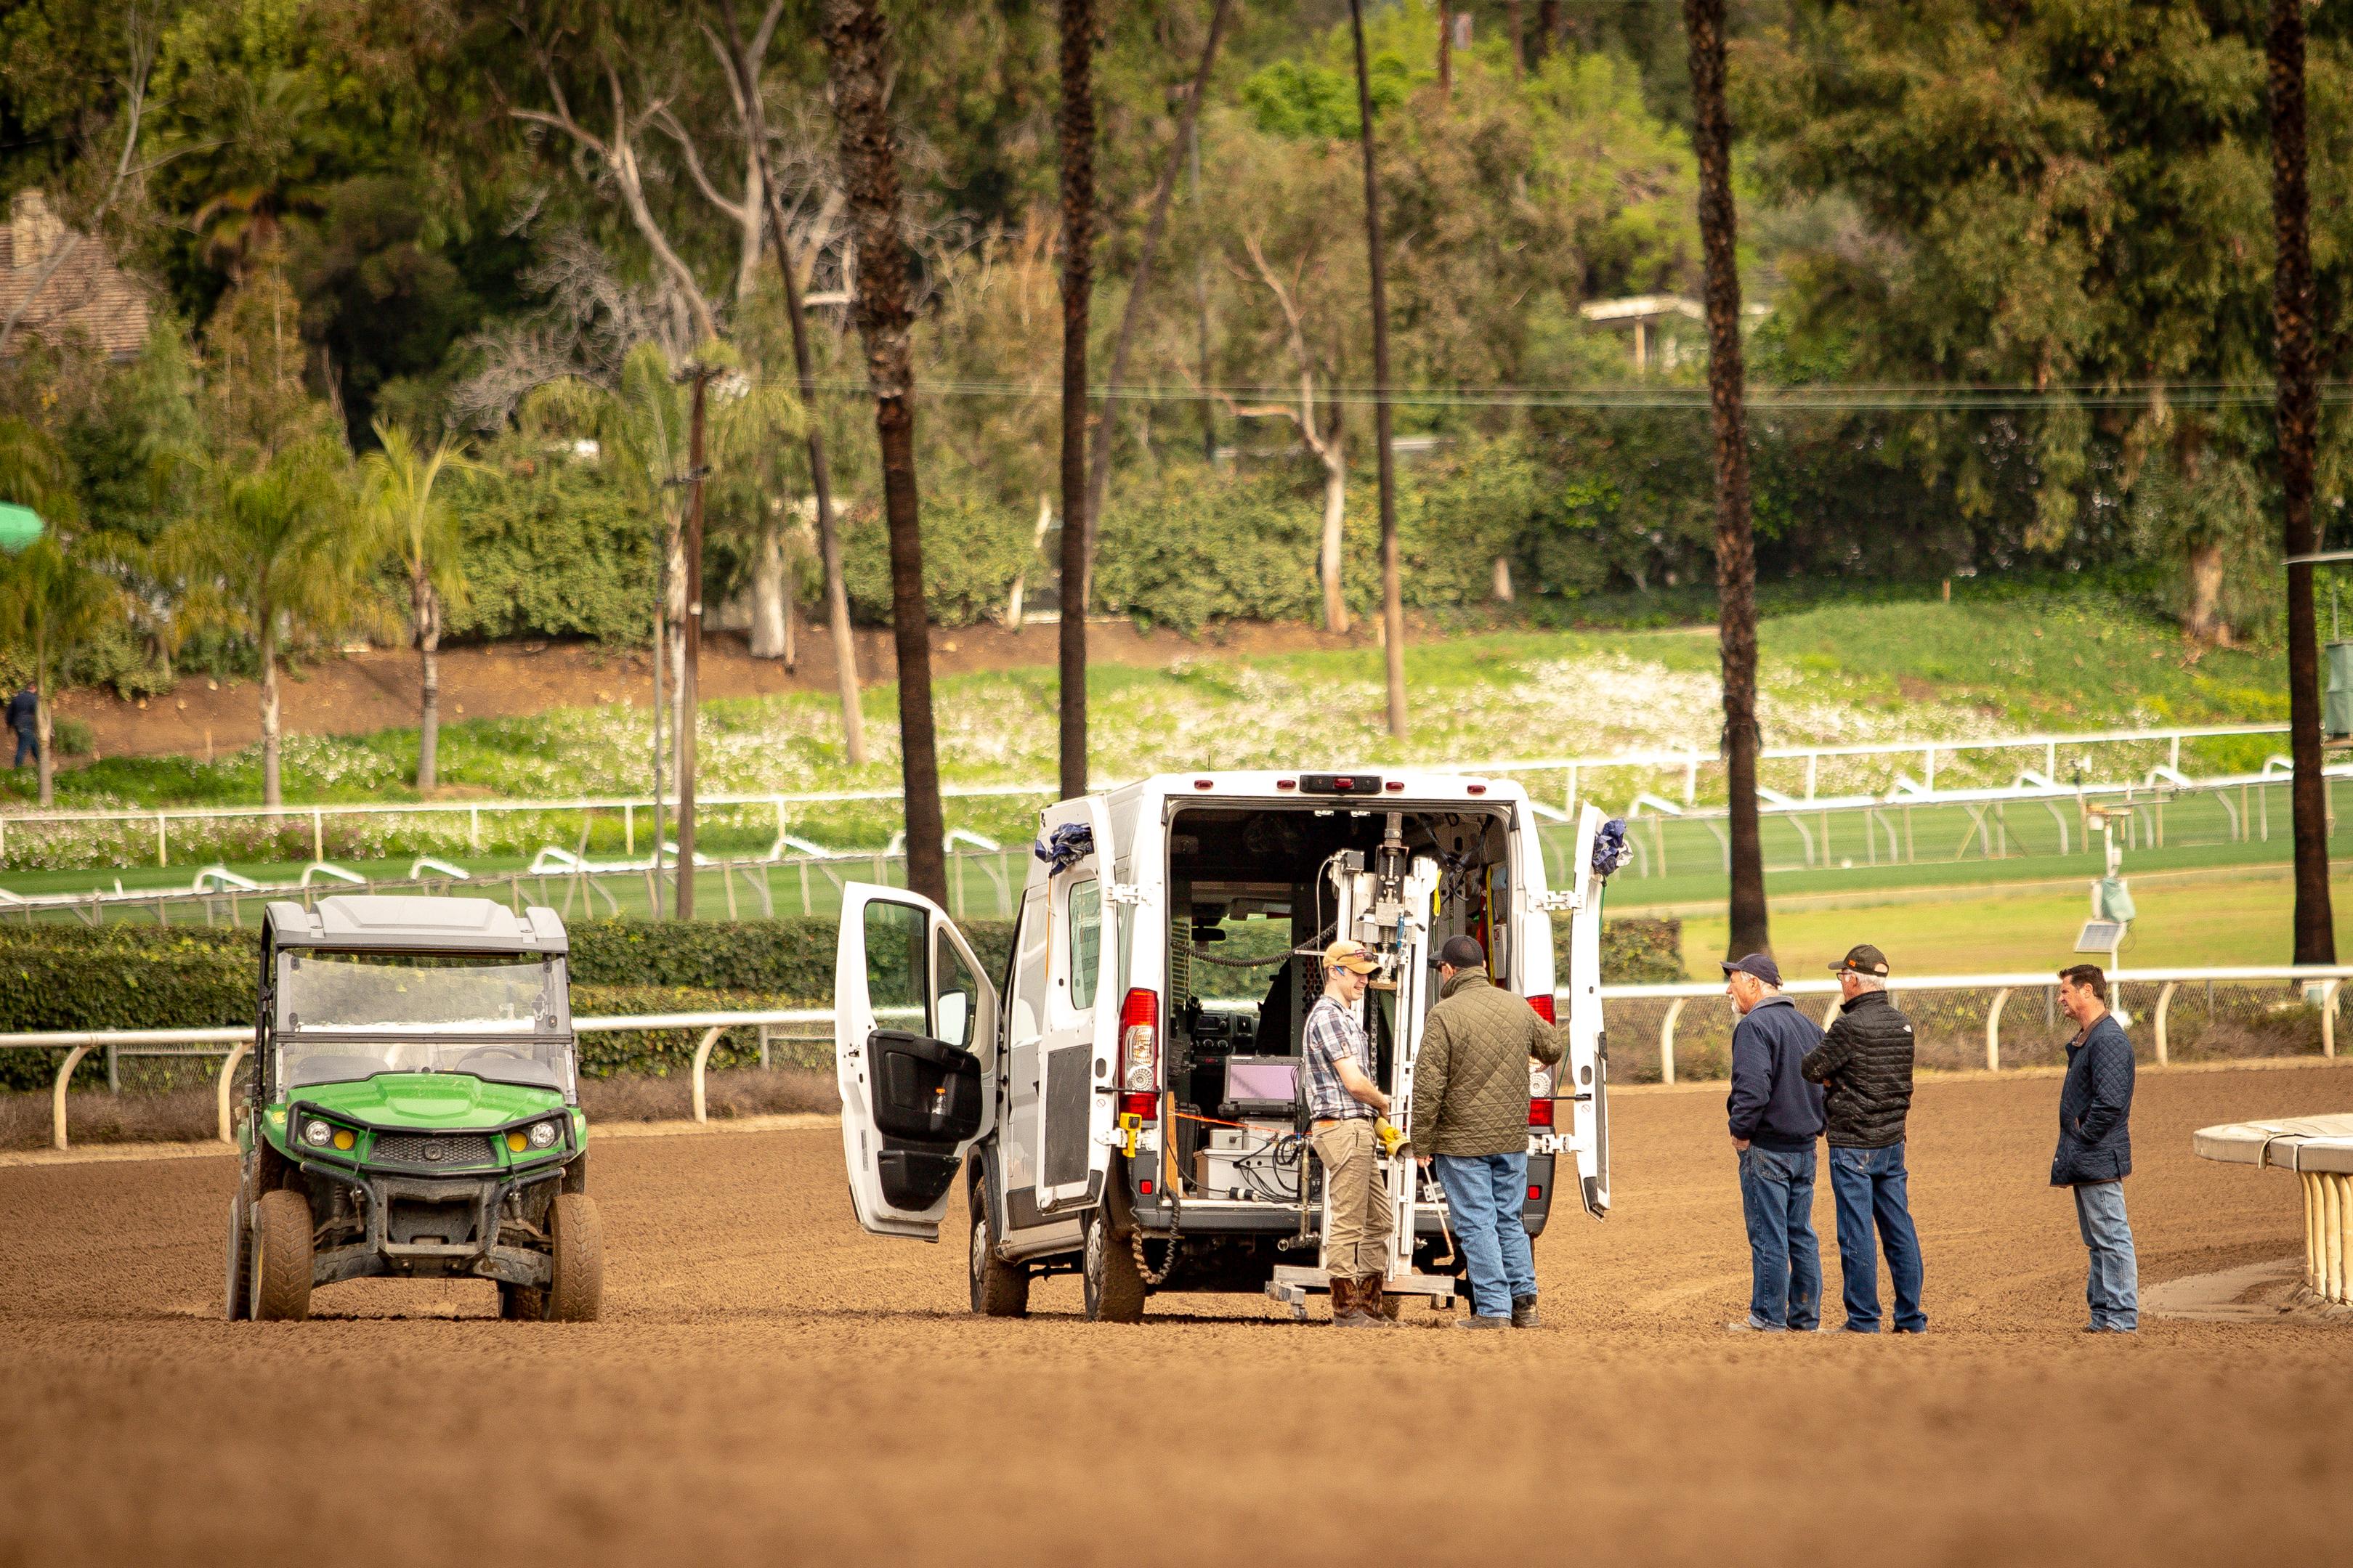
[{"x1": 832, "y1": 769, "x2": 1613, "y2": 1320}]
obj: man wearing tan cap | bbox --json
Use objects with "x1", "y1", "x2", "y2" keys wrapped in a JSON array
[{"x1": 1303, "y1": 939, "x2": 1393, "y2": 1327}]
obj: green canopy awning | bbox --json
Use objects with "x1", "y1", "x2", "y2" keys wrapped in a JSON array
[{"x1": 0, "y1": 503, "x2": 43, "y2": 554}]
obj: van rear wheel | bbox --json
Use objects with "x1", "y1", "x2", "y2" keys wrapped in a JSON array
[
  {"x1": 970, "y1": 1198, "x2": 1029, "y2": 1317},
  {"x1": 1082, "y1": 1207, "x2": 1146, "y2": 1323}
]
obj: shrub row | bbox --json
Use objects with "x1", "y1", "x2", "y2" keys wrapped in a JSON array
[{"x1": 0, "y1": 913, "x2": 1678, "y2": 1089}]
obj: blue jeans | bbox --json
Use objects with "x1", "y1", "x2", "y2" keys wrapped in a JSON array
[
  {"x1": 1737, "y1": 1143, "x2": 1821, "y2": 1330},
  {"x1": 2073, "y1": 1179, "x2": 2139, "y2": 1331},
  {"x1": 11, "y1": 728, "x2": 33, "y2": 768},
  {"x1": 1828, "y1": 1142, "x2": 1927, "y2": 1331},
  {"x1": 1434, "y1": 1152, "x2": 1536, "y2": 1319}
]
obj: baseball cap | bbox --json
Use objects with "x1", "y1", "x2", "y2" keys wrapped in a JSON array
[
  {"x1": 1437, "y1": 934, "x2": 1486, "y2": 969},
  {"x1": 1829, "y1": 943, "x2": 1890, "y2": 978},
  {"x1": 1323, "y1": 939, "x2": 1380, "y2": 975},
  {"x1": 1718, "y1": 953, "x2": 1782, "y2": 987}
]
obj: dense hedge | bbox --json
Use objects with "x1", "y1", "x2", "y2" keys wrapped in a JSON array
[{"x1": 0, "y1": 913, "x2": 1675, "y2": 1089}]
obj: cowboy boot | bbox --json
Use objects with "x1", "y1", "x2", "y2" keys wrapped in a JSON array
[
  {"x1": 1328, "y1": 1275, "x2": 1365, "y2": 1326},
  {"x1": 1358, "y1": 1273, "x2": 1398, "y2": 1326}
]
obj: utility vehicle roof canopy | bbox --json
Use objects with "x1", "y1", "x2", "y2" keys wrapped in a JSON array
[{"x1": 262, "y1": 895, "x2": 568, "y2": 955}]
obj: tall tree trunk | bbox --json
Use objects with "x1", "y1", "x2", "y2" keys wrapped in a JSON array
[
  {"x1": 649, "y1": 601, "x2": 665, "y2": 917},
  {"x1": 728, "y1": 4, "x2": 867, "y2": 760},
  {"x1": 1349, "y1": 0, "x2": 1407, "y2": 741},
  {"x1": 750, "y1": 510, "x2": 790, "y2": 659},
  {"x1": 1438, "y1": 4, "x2": 1453, "y2": 97},
  {"x1": 1084, "y1": 0, "x2": 1234, "y2": 577},
  {"x1": 1058, "y1": 0, "x2": 1097, "y2": 803},
  {"x1": 259, "y1": 617, "x2": 283, "y2": 810},
  {"x1": 1534, "y1": 0, "x2": 1560, "y2": 67},
  {"x1": 2272, "y1": 0, "x2": 2334, "y2": 964},
  {"x1": 1507, "y1": 0, "x2": 1526, "y2": 81},
  {"x1": 1319, "y1": 436, "x2": 1348, "y2": 635},
  {"x1": 1005, "y1": 494, "x2": 1053, "y2": 627},
  {"x1": 1685, "y1": 0, "x2": 1768, "y2": 959},
  {"x1": 824, "y1": 0, "x2": 947, "y2": 906},
  {"x1": 415, "y1": 574, "x2": 442, "y2": 792},
  {"x1": 33, "y1": 633, "x2": 52, "y2": 810},
  {"x1": 2183, "y1": 540, "x2": 2226, "y2": 646},
  {"x1": 676, "y1": 370, "x2": 710, "y2": 921}
]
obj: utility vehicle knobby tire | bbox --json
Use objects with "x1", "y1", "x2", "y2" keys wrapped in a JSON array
[
  {"x1": 498, "y1": 1283, "x2": 545, "y2": 1320},
  {"x1": 249, "y1": 1189, "x2": 314, "y2": 1322},
  {"x1": 222, "y1": 1187, "x2": 252, "y2": 1321},
  {"x1": 969, "y1": 1195, "x2": 1029, "y2": 1318},
  {"x1": 544, "y1": 1193, "x2": 604, "y2": 1322},
  {"x1": 1081, "y1": 1206, "x2": 1146, "y2": 1323}
]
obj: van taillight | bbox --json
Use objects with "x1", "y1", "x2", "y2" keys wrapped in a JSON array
[
  {"x1": 1528, "y1": 994, "x2": 1556, "y2": 1024},
  {"x1": 1119, "y1": 1092, "x2": 1159, "y2": 1122},
  {"x1": 1528, "y1": 1098, "x2": 1555, "y2": 1128},
  {"x1": 1120, "y1": 988, "x2": 1159, "y2": 1092}
]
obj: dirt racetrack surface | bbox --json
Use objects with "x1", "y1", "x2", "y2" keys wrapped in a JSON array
[{"x1": 5, "y1": 1064, "x2": 2352, "y2": 1567}]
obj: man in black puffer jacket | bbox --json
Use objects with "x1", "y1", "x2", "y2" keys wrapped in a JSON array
[{"x1": 1802, "y1": 945, "x2": 1927, "y2": 1333}]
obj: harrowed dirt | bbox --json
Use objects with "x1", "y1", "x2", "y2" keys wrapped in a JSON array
[{"x1": 4, "y1": 1063, "x2": 2352, "y2": 1567}]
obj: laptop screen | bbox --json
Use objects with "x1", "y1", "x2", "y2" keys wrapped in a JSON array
[{"x1": 1223, "y1": 1057, "x2": 1298, "y2": 1108}]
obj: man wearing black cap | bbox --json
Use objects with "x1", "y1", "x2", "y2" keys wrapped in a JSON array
[
  {"x1": 1410, "y1": 934, "x2": 1565, "y2": 1328},
  {"x1": 1721, "y1": 953, "x2": 1826, "y2": 1332},
  {"x1": 1802, "y1": 945, "x2": 1927, "y2": 1333}
]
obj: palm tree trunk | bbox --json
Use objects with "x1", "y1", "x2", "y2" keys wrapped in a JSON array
[
  {"x1": 260, "y1": 618, "x2": 283, "y2": 809},
  {"x1": 1058, "y1": 0, "x2": 1096, "y2": 803},
  {"x1": 1685, "y1": 0, "x2": 1769, "y2": 959},
  {"x1": 2272, "y1": 0, "x2": 2334, "y2": 963},
  {"x1": 825, "y1": 0, "x2": 947, "y2": 905},
  {"x1": 750, "y1": 511, "x2": 790, "y2": 660},
  {"x1": 416, "y1": 575, "x2": 442, "y2": 792},
  {"x1": 1349, "y1": 0, "x2": 1408, "y2": 742}
]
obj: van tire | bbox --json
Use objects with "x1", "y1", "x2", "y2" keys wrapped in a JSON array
[
  {"x1": 970, "y1": 1201, "x2": 1029, "y2": 1318},
  {"x1": 544, "y1": 1193, "x2": 604, "y2": 1322},
  {"x1": 249, "y1": 1189, "x2": 314, "y2": 1322},
  {"x1": 1082, "y1": 1206, "x2": 1146, "y2": 1323}
]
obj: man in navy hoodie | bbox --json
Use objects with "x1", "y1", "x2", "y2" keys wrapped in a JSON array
[
  {"x1": 1721, "y1": 954, "x2": 1828, "y2": 1332},
  {"x1": 2053, "y1": 963, "x2": 2137, "y2": 1332}
]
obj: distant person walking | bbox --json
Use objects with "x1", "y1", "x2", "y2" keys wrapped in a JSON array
[
  {"x1": 1722, "y1": 954, "x2": 1827, "y2": 1333},
  {"x1": 7, "y1": 683, "x2": 37, "y2": 769},
  {"x1": 1802, "y1": 945, "x2": 1927, "y2": 1333},
  {"x1": 2053, "y1": 963, "x2": 2137, "y2": 1333},
  {"x1": 1409, "y1": 934, "x2": 1566, "y2": 1330}
]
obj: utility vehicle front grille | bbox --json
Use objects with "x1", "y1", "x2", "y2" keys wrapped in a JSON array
[{"x1": 371, "y1": 1132, "x2": 495, "y2": 1169}]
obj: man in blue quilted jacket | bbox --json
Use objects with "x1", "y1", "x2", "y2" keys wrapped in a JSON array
[{"x1": 2053, "y1": 964, "x2": 2137, "y2": 1333}]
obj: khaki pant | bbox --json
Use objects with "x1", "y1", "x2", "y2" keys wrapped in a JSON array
[{"x1": 1313, "y1": 1117, "x2": 1393, "y2": 1280}]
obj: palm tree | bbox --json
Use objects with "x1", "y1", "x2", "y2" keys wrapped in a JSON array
[
  {"x1": 361, "y1": 422, "x2": 477, "y2": 792},
  {"x1": 1682, "y1": 0, "x2": 1769, "y2": 958},
  {"x1": 1348, "y1": 0, "x2": 1408, "y2": 741},
  {"x1": 0, "y1": 536, "x2": 120, "y2": 808},
  {"x1": 822, "y1": 0, "x2": 949, "y2": 905},
  {"x1": 1057, "y1": 0, "x2": 1097, "y2": 802},
  {"x1": 161, "y1": 437, "x2": 365, "y2": 808}
]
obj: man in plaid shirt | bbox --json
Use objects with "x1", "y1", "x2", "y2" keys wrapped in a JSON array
[{"x1": 1303, "y1": 940, "x2": 1394, "y2": 1327}]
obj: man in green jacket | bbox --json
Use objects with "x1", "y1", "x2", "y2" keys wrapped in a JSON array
[{"x1": 1409, "y1": 935, "x2": 1566, "y2": 1328}]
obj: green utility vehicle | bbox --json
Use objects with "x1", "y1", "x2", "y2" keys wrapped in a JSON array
[{"x1": 223, "y1": 895, "x2": 602, "y2": 1322}]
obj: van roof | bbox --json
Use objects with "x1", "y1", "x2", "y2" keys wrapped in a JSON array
[{"x1": 1104, "y1": 770, "x2": 1532, "y2": 808}]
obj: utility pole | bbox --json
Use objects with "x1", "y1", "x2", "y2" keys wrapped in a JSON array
[
  {"x1": 673, "y1": 363, "x2": 718, "y2": 921},
  {"x1": 1350, "y1": 0, "x2": 1409, "y2": 741}
]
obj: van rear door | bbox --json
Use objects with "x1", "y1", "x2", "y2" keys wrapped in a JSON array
[
  {"x1": 1563, "y1": 805, "x2": 1611, "y2": 1215},
  {"x1": 834, "y1": 882, "x2": 1000, "y2": 1240},
  {"x1": 1033, "y1": 795, "x2": 1123, "y2": 1213}
]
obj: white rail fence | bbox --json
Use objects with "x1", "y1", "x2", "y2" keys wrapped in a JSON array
[
  {"x1": 9, "y1": 963, "x2": 2353, "y2": 1152},
  {"x1": 0, "y1": 720, "x2": 2296, "y2": 872}
]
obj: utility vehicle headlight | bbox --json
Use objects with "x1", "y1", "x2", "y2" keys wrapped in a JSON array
[
  {"x1": 527, "y1": 1120, "x2": 559, "y2": 1150},
  {"x1": 301, "y1": 1118, "x2": 333, "y2": 1147}
]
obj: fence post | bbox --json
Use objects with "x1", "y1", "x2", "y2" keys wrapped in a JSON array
[
  {"x1": 52, "y1": 1043, "x2": 93, "y2": 1150},
  {"x1": 1659, "y1": 996, "x2": 1686, "y2": 1086},
  {"x1": 312, "y1": 810, "x2": 324, "y2": 861},
  {"x1": 470, "y1": 806, "x2": 482, "y2": 853},
  {"x1": 2325, "y1": 979, "x2": 2343, "y2": 1060},
  {"x1": 2153, "y1": 980, "x2": 2177, "y2": 1066},
  {"x1": 157, "y1": 813, "x2": 167, "y2": 867},
  {"x1": 691, "y1": 1025, "x2": 725, "y2": 1123},
  {"x1": 1985, "y1": 987, "x2": 2011, "y2": 1072},
  {"x1": 217, "y1": 1040, "x2": 248, "y2": 1143}
]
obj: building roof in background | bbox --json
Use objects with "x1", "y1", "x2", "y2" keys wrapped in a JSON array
[{"x1": 1, "y1": 190, "x2": 150, "y2": 361}]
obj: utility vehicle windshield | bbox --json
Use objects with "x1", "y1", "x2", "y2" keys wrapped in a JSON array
[{"x1": 273, "y1": 951, "x2": 572, "y2": 1093}]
